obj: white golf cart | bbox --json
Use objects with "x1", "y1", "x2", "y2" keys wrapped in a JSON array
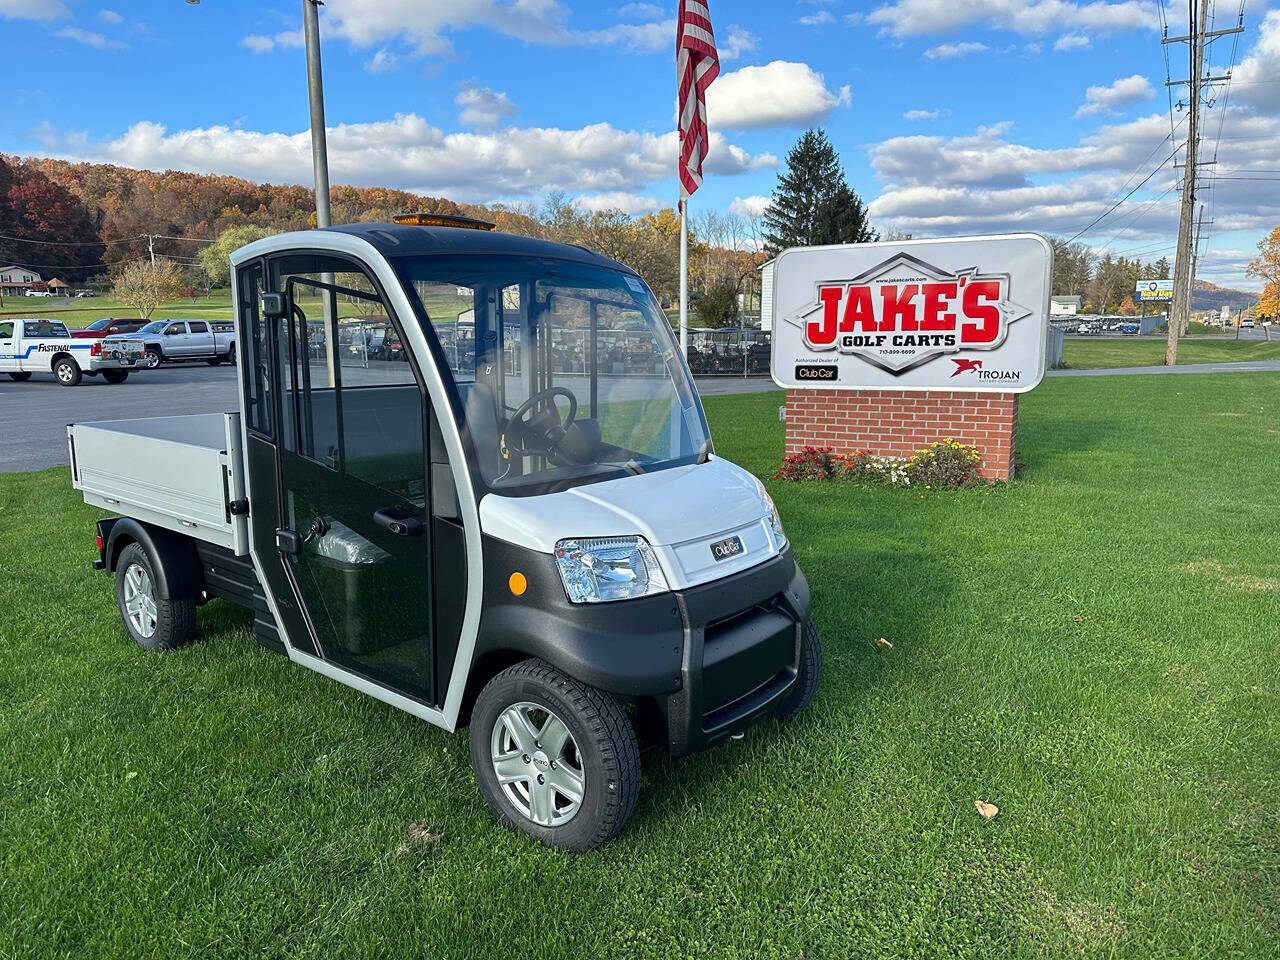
[{"x1": 69, "y1": 216, "x2": 821, "y2": 850}]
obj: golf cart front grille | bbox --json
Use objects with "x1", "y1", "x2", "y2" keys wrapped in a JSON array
[{"x1": 700, "y1": 598, "x2": 795, "y2": 728}]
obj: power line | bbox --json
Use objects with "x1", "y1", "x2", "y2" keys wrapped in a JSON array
[{"x1": 1065, "y1": 145, "x2": 1182, "y2": 243}]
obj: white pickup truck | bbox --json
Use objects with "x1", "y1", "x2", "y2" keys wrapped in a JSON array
[
  {"x1": 119, "y1": 318, "x2": 236, "y2": 368},
  {"x1": 1, "y1": 317, "x2": 145, "y2": 385}
]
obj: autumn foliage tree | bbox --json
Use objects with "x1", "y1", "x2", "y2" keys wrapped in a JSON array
[
  {"x1": 111, "y1": 258, "x2": 185, "y2": 319},
  {"x1": 0, "y1": 156, "x2": 102, "y2": 276}
]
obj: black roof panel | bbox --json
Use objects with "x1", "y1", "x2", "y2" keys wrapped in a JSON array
[{"x1": 324, "y1": 222, "x2": 635, "y2": 275}]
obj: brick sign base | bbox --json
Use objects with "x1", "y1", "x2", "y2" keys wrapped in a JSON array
[{"x1": 784, "y1": 389, "x2": 1019, "y2": 481}]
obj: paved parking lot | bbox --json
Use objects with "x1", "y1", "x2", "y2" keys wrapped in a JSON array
[{"x1": 3, "y1": 363, "x2": 782, "y2": 472}]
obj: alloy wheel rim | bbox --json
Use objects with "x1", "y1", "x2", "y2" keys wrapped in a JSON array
[
  {"x1": 490, "y1": 701, "x2": 585, "y2": 827},
  {"x1": 57, "y1": 364, "x2": 73, "y2": 382},
  {"x1": 146, "y1": 353, "x2": 160, "y2": 368},
  {"x1": 122, "y1": 562, "x2": 158, "y2": 639}
]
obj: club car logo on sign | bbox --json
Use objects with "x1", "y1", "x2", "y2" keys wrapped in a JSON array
[{"x1": 771, "y1": 234, "x2": 1051, "y2": 393}]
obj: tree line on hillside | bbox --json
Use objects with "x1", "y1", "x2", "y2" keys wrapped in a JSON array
[
  {"x1": 1048, "y1": 237, "x2": 1173, "y2": 315},
  {"x1": 0, "y1": 130, "x2": 877, "y2": 326}
]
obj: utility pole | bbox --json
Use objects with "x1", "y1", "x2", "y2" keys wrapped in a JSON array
[
  {"x1": 1163, "y1": 0, "x2": 1243, "y2": 364},
  {"x1": 1187, "y1": 203, "x2": 1206, "y2": 333},
  {"x1": 303, "y1": 0, "x2": 331, "y2": 228}
]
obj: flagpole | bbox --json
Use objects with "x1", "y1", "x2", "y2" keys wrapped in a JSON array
[{"x1": 679, "y1": 198, "x2": 689, "y2": 357}]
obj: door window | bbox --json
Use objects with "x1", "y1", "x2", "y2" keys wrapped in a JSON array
[
  {"x1": 237, "y1": 263, "x2": 270, "y2": 437},
  {"x1": 188, "y1": 321, "x2": 209, "y2": 334},
  {"x1": 165, "y1": 323, "x2": 186, "y2": 336},
  {"x1": 0, "y1": 322, "x2": 12, "y2": 338},
  {"x1": 269, "y1": 253, "x2": 433, "y2": 700}
]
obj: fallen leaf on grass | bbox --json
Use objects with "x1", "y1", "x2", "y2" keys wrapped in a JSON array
[
  {"x1": 974, "y1": 800, "x2": 999, "y2": 820},
  {"x1": 875, "y1": 637, "x2": 893, "y2": 651},
  {"x1": 406, "y1": 822, "x2": 443, "y2": 845},
  {"x1": 1072, "y1": 615, "x2": 1086, "y2": 623}
]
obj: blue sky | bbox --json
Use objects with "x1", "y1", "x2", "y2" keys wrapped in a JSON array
[{"x1": 1, "y1": 0, "x2": 1277, "y2": 288}]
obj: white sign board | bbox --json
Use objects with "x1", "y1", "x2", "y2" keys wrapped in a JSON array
[
  {"x1": 770, "y1": 234, "x2": 1051, "y2": 393},
  {"x1": 1135, "y1": 278, "x2": 1174, "y2": 302}
]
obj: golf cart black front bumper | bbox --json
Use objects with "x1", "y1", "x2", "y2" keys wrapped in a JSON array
[{"x1": 475, "y1": 541, "x2": 811, "y2": 757}]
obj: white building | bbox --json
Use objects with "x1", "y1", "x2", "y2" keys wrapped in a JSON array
[
  {"x1": 0, "y1": 266, "x2": 41, "y2": 297},
  {"x1": 1050, "y1": 295, "x2": 1082, "y2": 317}
]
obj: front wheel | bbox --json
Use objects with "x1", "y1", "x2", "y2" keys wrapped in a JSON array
[
  {"x1": 53, "y1": 357, "x2": 82, "y2": 386},
  {"x1": 470, "y1": 659, "x2": 641, "y2": 852},
  {"x1": 143, "y1": 348, "x2": 162, "y2": 369},
  {"x1": 776, "y1": 619, "x2": 824, "y2": 720},
  {"x1": 206, "y1": 356, "x2": 223, "y2": 366},
  {"x1": 7, "y1": 372, "x2": 32, "y2": 382},
  {"x1": 102, "y1": 370, "x2": 129, "y2": 384}
]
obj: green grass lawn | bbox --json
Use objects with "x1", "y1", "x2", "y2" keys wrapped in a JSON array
[
  {"x1": 0, "y1": 291, "x2": 233, "y2": 328},
  {"x1": 1, "y1": 374, "x2": 1278, "y2": 958},
  {"x1": 1064, "y1": 336, "x2": 1280, "y2": 369}
]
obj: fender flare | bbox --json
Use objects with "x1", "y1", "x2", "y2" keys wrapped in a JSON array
[
  {"x1": 104, "y1": 517, "x2": 202, "y2": 600},
  {"x1": 48, "y1": 351, "x2": 78, "y2": 372}
]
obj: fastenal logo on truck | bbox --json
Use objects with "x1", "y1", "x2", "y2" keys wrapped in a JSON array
[{"x1": 771, "y1": 234, "x2": 1052, "y2": 393}]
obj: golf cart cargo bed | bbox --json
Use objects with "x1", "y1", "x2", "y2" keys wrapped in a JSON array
[{"x1": 68, "y1": 413, "x2": 249, "y2": 554}]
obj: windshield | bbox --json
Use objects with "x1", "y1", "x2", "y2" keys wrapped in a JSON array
[
  {"x1": 394, "y1": 254, "x2": 711, "y2": 496},
  {"x1": 85, "y1": 317, "x2": 113, "y2": 331},
  {"x1": 140, "y1": 321, "x2": 166, "y2": 334}
]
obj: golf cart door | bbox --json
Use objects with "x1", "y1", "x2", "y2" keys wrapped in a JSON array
[{"x1": 240, "y1": 252, "x2": 440, "y2": 704}]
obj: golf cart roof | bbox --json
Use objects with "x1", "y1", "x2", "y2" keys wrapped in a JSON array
[{"x1": 321, "y1": 222, "x2": 638, "y2": 276}]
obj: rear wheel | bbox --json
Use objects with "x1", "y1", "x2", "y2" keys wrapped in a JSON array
[
  {"x1": 7, "y1": 372, "x2": 32, "y2": 382},
  {"x1": 776, "y1": 619, "x2": 824, "y2": 720},
  {"x1": 206, "y1": 355, "x2": 223, "y2": 366},
  {"x1": 53, "y1": 357, "x2": 82, "y2": 386},
  {"x1": 143, "y1": 348, "x2": 162, "y2": 369},
  {"x1": 113, "y1": 542, "x2": 196, "y2": 651},
  {"x1": 470, "y1": 658, "x2": 640, "y2": 852},
  {"x1": 102, "y1": 370, "x2": 129, "y2": 384}
]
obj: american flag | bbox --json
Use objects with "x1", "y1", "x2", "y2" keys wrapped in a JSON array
[{"x1": 676, "y1": 0, "x2": 719, "y2": 200}]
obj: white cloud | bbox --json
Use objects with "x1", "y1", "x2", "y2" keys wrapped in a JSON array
[
  {"x1": 1054, "y1": 32, "x2": 1090, "y2": 50},
  {"x1": 577, "y1": 191, "x2": 662, "y2": 214},
  {"x1": 456, "y1": 85, "x2": 518, "y2": 128},
  {"x1": 903, "y1": 108, "x2": 944, "y2": 120},
  {"x1": 798, "y1": 11, "x2": 835, "y2": 25},
  {"x1": 0, "y1": 0, "x2": 68, "y2": 19},
  {"x1": 98, "y1": 9, "x2": 123, "y2": 24},
  {"x1": 1232, "y1": 10, "x2": 1280, "y2": 111},
  {"x1": 241, "y1": 29, "x2": 305, "y2": 54},
  {"x1": 616, "y1": 3, "x2": 664, "y2": 20},
  {"x1": 1074, "y1": 74, "x2": 1154, "y2": 117},
  {"x1": 866, "y1": 0, "x2": 1158, "y2": 37},
  {"x1": 582, "y1": 18, "x2": 673, "y2": 52},
  {"x1": 34, "y1": 114, "x2": 774, "y2": 204},
  {"x1": 730, "y1": 195, "x2": 771, "y2": 217},
  {"x1": 923, "y1": 41, "x2": 988, "y2": 59},
  {"x1": 719, "y1": 25, "x2": 758, "y2": 61},
  {"x1": 707, "y1": 60, "x2": 851, "y2": 130},
  {"x1": 54, "y1": 26, "x2": 125, "y2": 50},
  {"x1": 364, "y1": 48, "x2": 398, "y2": 72}
]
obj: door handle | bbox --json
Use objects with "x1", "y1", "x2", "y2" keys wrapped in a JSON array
[{"x1": 373, "y1": 507, "x2": 423, "y2": 537}]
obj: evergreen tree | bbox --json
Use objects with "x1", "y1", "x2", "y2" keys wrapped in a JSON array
[{"x1": 762, "y1": 129, "x2": 876, "y2": 252}]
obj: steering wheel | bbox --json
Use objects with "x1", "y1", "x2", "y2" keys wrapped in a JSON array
[{"x1": 503, "y1": 387, "x2": 578, "y2": 458}]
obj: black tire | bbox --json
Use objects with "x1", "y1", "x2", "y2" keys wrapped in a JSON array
[
  {"x1": 469, "y1": 658, "x2": 641, "y2": 852},
  {"x1": 53, "y1": 356, "x2": 82, "y2": 387},
  {"x1": 206, "y1": 356, "x2": 223, "y2": 366},
  {"x1": 7, "y1": 372, "x2": 32, "y2": 382},
  {"x1": 776, "y1": 619, "x2": 824, "y2": 720},
  {"x1": 143, "y1": 348, "x2": 162, "y2": 369},
  {"x1": 113, "y1": 542, "x2": 196, "y2": 651},
  {"x1": 227, "y1": 344, "x2": 236, "y2": 365},
  {"x1": 102, "y1": 370, "x2": 129, "y2": 384}
]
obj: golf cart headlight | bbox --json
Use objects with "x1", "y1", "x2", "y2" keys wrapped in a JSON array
[
  {"x1": 757, "y1": 483, "x2": 787, "y2": 550},
  {"x1": 554, "y1": 536, "x2": 669, "y2": 604}
]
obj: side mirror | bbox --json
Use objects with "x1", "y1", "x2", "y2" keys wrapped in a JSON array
[{"x1": 260, "y1": 292, "x2": 286, "y2": 319}]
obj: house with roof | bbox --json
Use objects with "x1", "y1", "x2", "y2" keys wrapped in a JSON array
[
  {"x1": 1050, "y1": 295, "x2": 1083, "y2": 317},
  {"x1": 0, "y1": 266, "x2": 42, "y2": 297}
]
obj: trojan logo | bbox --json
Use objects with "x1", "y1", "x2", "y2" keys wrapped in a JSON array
[
  {"x1": 951, "y1": 358, "x2": 983, "y2": 378},
  {"x1": 788, "y1": 252, "x2": 1034, "y2": 376}
]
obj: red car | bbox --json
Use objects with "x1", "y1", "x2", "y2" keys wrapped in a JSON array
[{"x1": 72, "y1": 317, "x2": 149, "y2": 339}]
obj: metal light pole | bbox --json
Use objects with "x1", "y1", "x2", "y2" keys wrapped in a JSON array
[{"x1": 302, "y1": 0, "x2": 331, "y2": 228}]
